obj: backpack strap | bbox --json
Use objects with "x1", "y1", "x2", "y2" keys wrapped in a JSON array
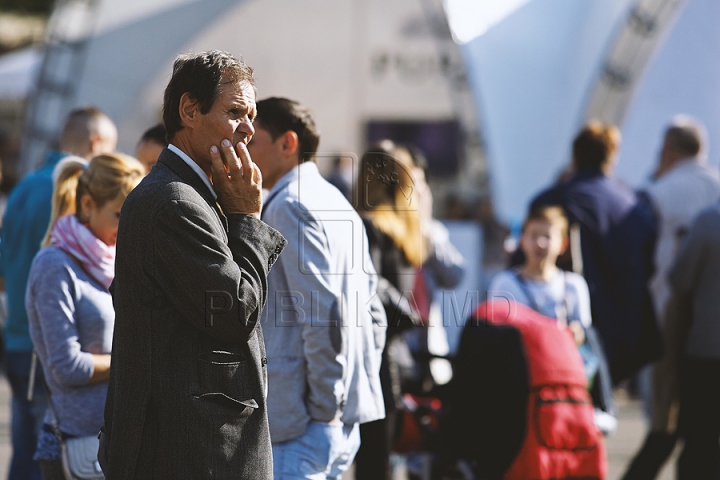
[
  {"x1": 513, "y1": 269, "x2": 571, "y2": 325},
  {"x1": 512, "y1": 269, "x2": 541, "y2": 313}
]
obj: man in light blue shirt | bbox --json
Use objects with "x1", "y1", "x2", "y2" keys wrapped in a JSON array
[
  {"x1": 0, "y1": 107, "x2": 116, "y2": 480},
  {"x1": 249, "y1": 97, "x2": 386, "y2": 479}
]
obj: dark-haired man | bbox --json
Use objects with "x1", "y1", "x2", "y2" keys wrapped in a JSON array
[
  {"x1": 0, "y1": 106, "x2": 116, "y2": 480},
  {"x1": 135, "y1": 123, "x2": 167, "y2": 173},
  {"x1": 248, "y1": 97, "x2": 386, "y2": 479},
  {"x1": 100, "y1": 51, "x2": 286, "y2": 479}
]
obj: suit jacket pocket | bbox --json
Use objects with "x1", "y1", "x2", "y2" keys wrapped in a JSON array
[
  {"x1": 195, "y1": 351, "x2": 254, "y2": 405},
  {"x1": 191, "y1": 351, "x2": 258, "y2": 478}
]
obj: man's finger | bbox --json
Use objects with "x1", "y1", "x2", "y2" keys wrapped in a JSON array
[
  {"x1": 221, "y1": 139, "x2": 243, "y2": 178},
  {"x1": 210, "y1": 145, "x2": 229, "y2": 187},
  {"x1": 236, "y1": 141, "x2": 255, "y2": 183},
  {"x1": 252, "y1": 162, "x2": 262, "y2": 186}
]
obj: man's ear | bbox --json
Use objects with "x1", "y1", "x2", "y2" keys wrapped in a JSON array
[
  {"x1": 281, "y1": 130, "x2": 299, "y2": 158},
  {"x1": 178, "y1": 92, "x2": 200, "y2": 129}
]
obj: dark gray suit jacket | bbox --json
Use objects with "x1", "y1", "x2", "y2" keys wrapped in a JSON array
[{"x1": 99, "y1": 149, "x2": 286, "y2": 479}]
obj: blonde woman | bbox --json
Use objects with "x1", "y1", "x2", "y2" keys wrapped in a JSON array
[
  {"x1": 26, "y1": 153, "x2": 144, "y2": 479},
  {"x1": 354, "y1": 140, "x2": 427, "y2": 480}
]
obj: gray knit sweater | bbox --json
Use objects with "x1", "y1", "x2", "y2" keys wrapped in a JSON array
[{"x1": 26, "y1": 246, "x2": 114, "y2": 436}]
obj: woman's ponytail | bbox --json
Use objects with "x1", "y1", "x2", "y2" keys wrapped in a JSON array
[{"x1": 42, "y1": 156, "x2": 88, "y2": 247}]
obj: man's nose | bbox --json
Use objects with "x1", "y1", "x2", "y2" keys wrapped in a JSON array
[{"x1": 237, "y1": 118, "x2": 255, "y2": 139}]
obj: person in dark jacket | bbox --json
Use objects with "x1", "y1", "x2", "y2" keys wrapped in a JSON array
[
  {"x1": 531, "y1": 121, "x2": 660, "y2": 384},
  {"x1": 99, "y1": 51, "x2": 286, "y2": 480}
]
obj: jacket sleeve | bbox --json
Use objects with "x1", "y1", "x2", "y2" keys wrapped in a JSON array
[
  {"x1": 670, "y1": 208, "x2": 715, "y2": 295},
  {"x1": 26, "y1": 256, "x2": 95, "y2": 387},
  {"x1": 152, "y1": 198, "x2": 286, "y2": 344},
  {"x1": 365, "y1": 250, "x2": 387, "y2": 363}
]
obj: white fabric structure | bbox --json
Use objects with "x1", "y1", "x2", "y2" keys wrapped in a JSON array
[{"x1": 460, "y1": 0, "x2": 636, "y2": 226}]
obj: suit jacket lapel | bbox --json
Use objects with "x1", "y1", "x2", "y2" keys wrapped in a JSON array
[{"x1": 157, "y1": 148, "x2": 229, "y2": 232}]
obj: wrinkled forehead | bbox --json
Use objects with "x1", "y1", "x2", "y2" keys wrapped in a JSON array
[
  {"x1": 218, "y1": 78, "x2": 256, "y2": 104},
  {"x1": 219, "y1": 69, "x2": 256, "y2": 92}
]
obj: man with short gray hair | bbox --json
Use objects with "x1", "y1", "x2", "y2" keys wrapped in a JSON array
[{"x1": 645, "y1": 115, "x2": 720, "y2": 329}]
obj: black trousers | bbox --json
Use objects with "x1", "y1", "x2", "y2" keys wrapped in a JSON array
[
  {"x1": 677, "y1": 356, "x2": 720, "y2": 480},
  {"x1": 620, "y1": 432, "x2": 678, "y2": 480},
  {"x1": 39, "y1": 459, "x2": 65, "y2": 480},
  {"x1": 354, "y1": 410, "x2": 401, "y2": 480}
]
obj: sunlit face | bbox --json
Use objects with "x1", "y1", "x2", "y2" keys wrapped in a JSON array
[
  {"x1": 520, "y1": 219, "x2": 564, "y2": 265},
  {"x1": 191, "y1": 80, "x2": 256, "y2": 171},
  {"x1": 135, "y1": 140, "x2": 164, "y2": 173},
  {"x1": 84, "y1": 195, "x2": 126, "y2": 247},
  {"x1": 247, "y1": 125, "x2": 284, "y2": 190}
]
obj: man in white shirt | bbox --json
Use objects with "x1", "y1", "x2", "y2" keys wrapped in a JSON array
[
  {"x1": 646, "y1": 116, "x2": 720, "y2": 321},
  {"x1": 248, "y1": 97, "x2": 386, "y2": 479}
]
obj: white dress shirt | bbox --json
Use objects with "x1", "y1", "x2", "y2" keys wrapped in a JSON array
[{"x1": 168, "y1": 144, "x2": 217, "y2": 200}]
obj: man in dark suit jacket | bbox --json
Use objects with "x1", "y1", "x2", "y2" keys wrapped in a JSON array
[{"x1": 99, "y1": 51, "x2": 286, "y2": 479}]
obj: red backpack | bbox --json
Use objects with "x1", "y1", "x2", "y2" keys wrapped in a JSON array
[{"x1": 474, "y1": 300, "x2": 607, "y2": 480}]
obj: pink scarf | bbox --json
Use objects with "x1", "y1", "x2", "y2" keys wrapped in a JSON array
[{"x1": 50, "y1": 215, "x2": 116, "y2": 290}]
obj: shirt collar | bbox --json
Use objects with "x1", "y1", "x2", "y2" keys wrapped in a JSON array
[
  {"x1": 168, "y1": 144, "x2": 217, "y2": 200},
  {"x1": 265, "y1": 162, "x2": 316, "y2": 204}
]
